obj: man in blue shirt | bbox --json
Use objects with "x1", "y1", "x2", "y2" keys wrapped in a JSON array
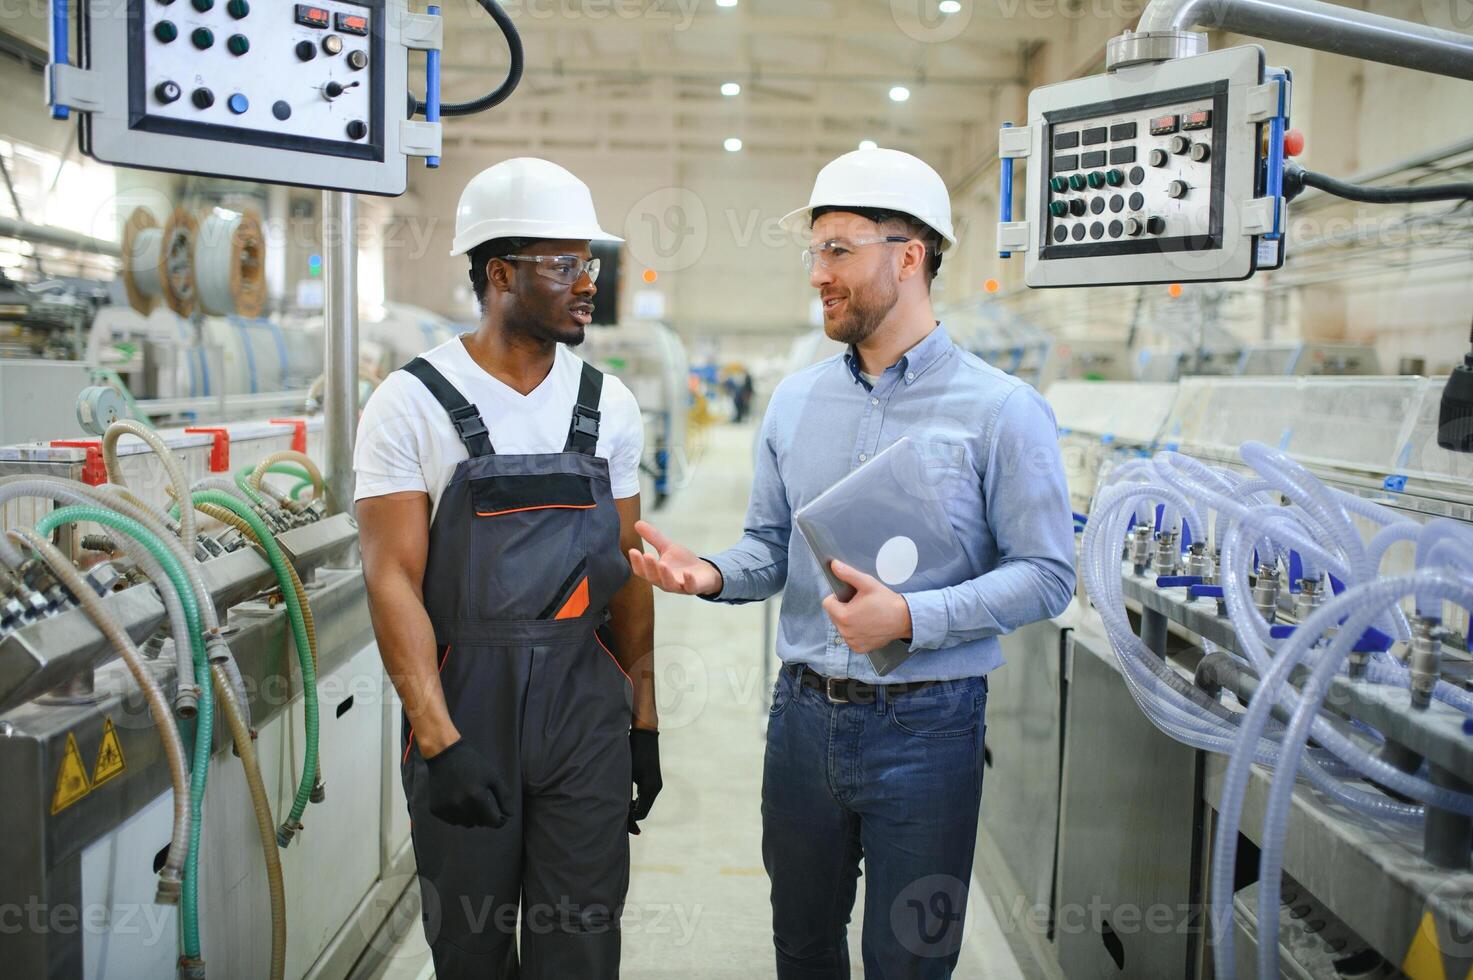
[{"x1": 628, "y1": 148, "x2": 1076, "y2": 977}]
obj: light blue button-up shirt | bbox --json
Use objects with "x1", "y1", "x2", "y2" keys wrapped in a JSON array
[{"x1": 704, "y1": 324, "x2": 1076, "y2": 683}]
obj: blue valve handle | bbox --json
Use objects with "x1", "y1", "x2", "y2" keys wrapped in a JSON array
[
  {"x1": 1267, "y1": 623, "x2": 1393, "y2": 653},
  {"x1": 998, "y1": 121, "x2": 1013, "y2": 259},
  {"x1": 425, "y1": 5, "x2": 441, "y2": 168},
  {"x1": 50, "y1": 0, "x2": 69, "y2": 120},
  {"x1": 1189, "y1": 585, "x2": 1224, "y2": 600},
  {"x1": 1157, "y1": 575, "x2": 1203, "y2": 588}
]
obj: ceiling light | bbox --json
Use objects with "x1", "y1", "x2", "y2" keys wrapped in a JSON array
[
  {"x1": 858, "y1": 139, "x2": 878, "y2": 150},
  {"x1": 889, "y1": 85, "x2": 911, "y2": 103},
  {"x1": 721, "y1": 82, "x2": 741, "y2": 97},
  {"x1": 724, "y1": 137, "x2": 743, "y2": 152},
  {"x1": 939, "y1": 0, "x2": 962, "y2": 12},
  {"x1": 716, "y1": 0, "x2": 737, "y2": 6}
]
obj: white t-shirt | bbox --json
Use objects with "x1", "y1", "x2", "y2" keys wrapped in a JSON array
[{"x1": 353, "y1": 337, "x2": 644, "y2": 519}]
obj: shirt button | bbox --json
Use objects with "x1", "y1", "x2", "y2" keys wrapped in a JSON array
[
  {"x1": 858, "y1": 453, "x2": 868, "y2": 462},
  {"x1": 905, "y1": 371, "x2": 916, "y2": 382},
  {"x1": 871, "y1": 397, "x2": 879, "y2": 406}
]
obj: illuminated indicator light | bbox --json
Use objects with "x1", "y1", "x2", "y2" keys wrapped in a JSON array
[
  {"x1": 1149, "y1": 114, "x2": 1179, "y2": 135},
  {"x1": 1181, "y1": 109, "x2": 1212, "y2": 131},
  {"x1": 642, "y1": 269, "x2": 658, "y2": 284},
  {"x1": 984, "y1": 278, "x2": 1000, "y2": 294},
  {"x1": 1167, "y1": 283, "x2": 1183, "y2": 298},
  {"x1": 335, "y1": 12, "x2": 368, "y2": 34},
  {"x1": 295, "y1": 3, "x2": 330, "y2": 27}
]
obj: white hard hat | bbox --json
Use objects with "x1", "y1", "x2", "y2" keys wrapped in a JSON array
[
  {"x1": 780, "y1": 147, "x2": 956, "y2": 252},
  {"x1": 449, "y1": 157, "x2": 623, "y2": 257}
]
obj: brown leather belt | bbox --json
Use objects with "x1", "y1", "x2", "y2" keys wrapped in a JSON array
[{"x1": 795, "y1": 664, "x2": 940, "y2": 705}]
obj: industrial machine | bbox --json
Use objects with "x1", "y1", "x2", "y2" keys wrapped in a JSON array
[
  {"x1": 579, "y1": 318, "x2": 692, "y2": 509},
  {"x1": 982, "y1": 3, "x2": 1473, "y2": 979},
  {"x1": 0, "y1": 0, "x2": 529, "y2": 976}
]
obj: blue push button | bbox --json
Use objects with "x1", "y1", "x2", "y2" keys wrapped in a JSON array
[{"x1": 227, "y1": 93, "x2": 249, "y2": 115}]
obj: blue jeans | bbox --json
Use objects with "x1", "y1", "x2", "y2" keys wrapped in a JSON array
[{"x1": 762, "y1": 664, "x2": 989, "y2": 980}]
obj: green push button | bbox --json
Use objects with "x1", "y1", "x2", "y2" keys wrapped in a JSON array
[
  {"x1": 1048, "y1": 201, "x2": 1069, "y2": 218},
  {"x1": 1049, "y1": 176, "x2": 1069, "y2": 194},
  {"x1": 227, "y1": 33, "x2": 249, "y2": 55},
  {"x1": 1068, "y1": 173, "x2": 1087, "y2": 191},
  {"x1": 154, "y1": 20, "x2": 178, "y2": 42},
  {"x1": 226, "y1": 0, "x2": 249, "y2": 17},
  {"x1": 1087, "y1": 171, "x2": 1106, "y2": 189},
  {"x1": 191, "y1": 26, "x2": 213, "y2": 49},
  {"x1": 191, "y1": 0, "x2": 213, "y2": 11},
  {"x1": 1106, "y1": 169, "x2": 1125, "y2": 186}
]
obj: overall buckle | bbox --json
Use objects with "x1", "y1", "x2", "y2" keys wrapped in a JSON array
[
  {"x1": 824, "y1": 676, "x2": 850, "y2": 704},
  {"x1": 450, "y1": 407, "x2": 487, "y2": 442}
]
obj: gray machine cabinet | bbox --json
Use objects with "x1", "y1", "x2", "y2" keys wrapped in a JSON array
[
  {"x1": 983, "y1": 617, "x2": 1069, "y2": 925},
  {"x1": 1054, "y1": 630, "x2": 1204, "y2": 978}
]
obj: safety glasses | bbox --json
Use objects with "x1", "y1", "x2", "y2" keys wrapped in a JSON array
[
  {"x1": 499, "y1": 254, "x2": 601, "y2": 286},
  {"x1": 801, "y1": 236, "x2": 915, "y2": 274}
]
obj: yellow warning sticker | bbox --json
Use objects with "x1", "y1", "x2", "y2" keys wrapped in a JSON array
[
  {"x1": 92, "y1": 717, "x2": 125, "y2": 787},
  {"x1": 50, "y1": 732, "x2": 91, "y2": 815}
]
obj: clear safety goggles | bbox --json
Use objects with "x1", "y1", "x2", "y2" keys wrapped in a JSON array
[
  {"x1": 801, "y1": 236, "x2": 915, "y2": 274},
  {"x1": 500, "y1": 254, "x2": 601, "y2": 286}
]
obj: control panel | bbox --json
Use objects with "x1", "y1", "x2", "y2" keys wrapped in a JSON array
[
  {"x1": 50, "y1": 0, "x2": 442, "y2": 195},
  {"x1": 997, "y1": 45, "x2": 1289, "y2": 287}
]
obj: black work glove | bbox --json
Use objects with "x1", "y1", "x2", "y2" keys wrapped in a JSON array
[
  {"x1": 628, "y1": 728, "x2": 662, "y2": 835},
  {"x1": 424, "y1": 739, "x2": 511, "y2": 829}
]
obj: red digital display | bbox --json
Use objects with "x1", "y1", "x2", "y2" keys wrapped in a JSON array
[
  {"x1": 1149, "y1": 114, "x2": 1179, "y2": 135},
  {"x1": 1181, "y1": 109, "x2": 1212, "y2": 131},
  {"x1": 295, "y1": 4, "x2": 329, "y2": 27},
  {"x1": 336, "y1": 12, "x2": 369, "y2": 35}
]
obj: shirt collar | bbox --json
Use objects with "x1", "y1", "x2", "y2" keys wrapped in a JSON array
[{"x1": 843, "y1": 323, "x2": 951, "y2": 387}]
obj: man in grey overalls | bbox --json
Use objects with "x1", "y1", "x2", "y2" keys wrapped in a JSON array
[{"x1": 355, "y1": 158, "x2": 660, "y2": 979}]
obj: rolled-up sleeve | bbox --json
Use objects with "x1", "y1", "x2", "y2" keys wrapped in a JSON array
[
  {"x1": 702, "y1": 403, "x2": 791, "y2": 604},
  {"x1": 903, "y1": 386, "x2": 1077, "y2": 651}
]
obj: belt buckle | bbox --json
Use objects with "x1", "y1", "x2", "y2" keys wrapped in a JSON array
[{"x1": 824, "y1": 676, "x2": 850, "y2": 704}]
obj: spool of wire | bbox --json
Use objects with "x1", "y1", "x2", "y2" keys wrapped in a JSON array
[
  {"x1": 159, "y1": 207, "x2": 200, "y2": 317},
  {"x1": 195, "y1": 208, "x2": 267, "y2": 318},
  {"x1": 120, "y1": 207, "x2": 164, "y2": 316}
]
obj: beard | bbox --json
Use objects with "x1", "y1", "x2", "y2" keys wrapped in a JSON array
[
  {"x1": 823, "y1": 274, "x2": 899, "y2": 346},
  {"x1": 504, "y1": 304, "x2": 585, "y2": 348}
]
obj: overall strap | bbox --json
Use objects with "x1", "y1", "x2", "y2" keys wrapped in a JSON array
[
  {"x1": 564, "y1": 361, "x2": 605, "y2": 455},
  {"x1": 401, "y1": 357, "x2": 494, "y2": 458}
]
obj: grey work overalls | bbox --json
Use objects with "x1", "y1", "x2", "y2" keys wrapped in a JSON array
[{"x1": 398, "y1": 355, "x2": 634, "y2": 979}]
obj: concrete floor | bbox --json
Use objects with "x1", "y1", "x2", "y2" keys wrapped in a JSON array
[{"x1": 361, "y1": 420, "x2": 1029, "y2": 979}]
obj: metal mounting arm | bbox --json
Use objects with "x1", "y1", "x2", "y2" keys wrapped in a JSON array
[{"x1": 1129, "y1": 0, "x2": 1473, "y2": 80}]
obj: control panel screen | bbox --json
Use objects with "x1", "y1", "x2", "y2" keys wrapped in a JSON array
[
  {"x1": 129, "y1": 0, "x2": 384, "y2": 163},
  {"x1": 1039, "y1": 83, "x2": 1229, "y2": 261}
]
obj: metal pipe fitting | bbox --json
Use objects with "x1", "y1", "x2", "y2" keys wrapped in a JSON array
[
  {"x1": 1184, "y1": 541, "x2": 1213, "y2": 581},
  {"x1": 1130, "y1": 525, "x2": 1154, "y2": 575},
  {"x1": 1293, "y1": 576, "x2": 1324, "y2": 624},
  {"x1": 1409, "y1": 616, "x2": 1443, "y2": 710},
  {"x1": 1154, "y1": 529, "x2": 1180, "y2": 577},
  {"x1": 1252, "y1": 562, "x2": 1281, "y2": 624}
]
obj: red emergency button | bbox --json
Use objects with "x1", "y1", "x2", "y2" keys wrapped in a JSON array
[{"x1": 1284, "y1": 128, "x2": 1304, "y2": 157}]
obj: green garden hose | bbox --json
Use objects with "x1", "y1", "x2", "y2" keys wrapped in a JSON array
[
  {"x1": 189, "y1": 490, "x2": 319, "y2": 845},
  {"x1": 33, "y1": 506, "x2": 213, "y2": 964}
]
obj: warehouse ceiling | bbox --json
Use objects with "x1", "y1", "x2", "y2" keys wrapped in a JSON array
[{"x1": 436, "y1": 0, "x2": 1042, "y2": 175}]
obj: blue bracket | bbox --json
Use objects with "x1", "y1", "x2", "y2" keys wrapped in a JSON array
[
  {"x1": 425, "y1": 5, "x2": 442, "y2": 168},
  {"x1": 49, "y1": 0, "x2": 69, "y2": 120},
  {"x1": 1263, "y1": 70, "x2": 1290, "y2": 241},
  {"x1": 1383, "y1": 474, "x2": 1407, "y2": 493},
  {"x1": 998, "y1": 121, "x2": 1013, "y2": 259}
]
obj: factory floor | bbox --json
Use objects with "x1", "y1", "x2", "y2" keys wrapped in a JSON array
[{"x1": 358, "y1": 420, "x2": 1031, "y2": 979}]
